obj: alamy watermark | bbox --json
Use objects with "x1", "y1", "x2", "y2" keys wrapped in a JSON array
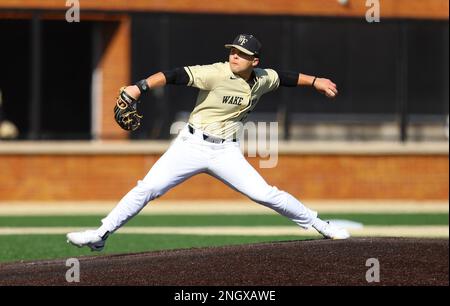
[
  {"x1": 65, "y1": 0, "x2": 80, "y2": 23},
  {"x1": 365, "y1": 258, "x2": 380, "y2": 283},
  {"x1": 170, "y1": 119, "x2": 279, "y2": 169},
  {"x1": 366, "y1": 0, "x2": 380, "y2": 23},
  {"x1": 65, "y1": 258, "x2": 80, "y2": 283}
]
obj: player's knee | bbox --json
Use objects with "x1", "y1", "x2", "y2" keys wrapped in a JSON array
[{"x1": 136, "y1": 180, "x2": 166, "y2": 201}]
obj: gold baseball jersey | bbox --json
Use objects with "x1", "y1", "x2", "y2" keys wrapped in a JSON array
[{"x1": 184, "y1": 62, "x2": 279, "y2": 140}]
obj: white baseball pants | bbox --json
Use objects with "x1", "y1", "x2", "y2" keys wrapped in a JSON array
[{"x1": 98, "y1": 125, "x2": 318, "y2": 235}]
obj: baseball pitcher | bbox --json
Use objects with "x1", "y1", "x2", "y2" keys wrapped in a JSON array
[{"x1": 67, "y1": 34, "x2": 349, "y2": 251}]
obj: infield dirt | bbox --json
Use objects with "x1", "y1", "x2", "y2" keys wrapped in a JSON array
[{"x1": 0, "y1": 237, "x2": 447, "y2": 286}]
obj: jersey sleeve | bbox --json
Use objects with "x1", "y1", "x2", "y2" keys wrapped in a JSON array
[
  {"x1": 184, "y1": 64, "x2": 221, "y2": 90},
  {"x1": 263, "y1": 69, "x2": 280, "y2": 93}
]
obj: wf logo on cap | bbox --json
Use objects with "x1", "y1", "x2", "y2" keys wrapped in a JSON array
[
  {"x1": 225, "y1": 34, "x2": 262, "y2": 57},
  {"x1": 238, "y1": 35, "x2": 248, "y2": 46}
]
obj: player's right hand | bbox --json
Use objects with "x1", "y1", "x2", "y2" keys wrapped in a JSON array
[{"x1": 313, "y1": 78, "x2": 338, "y2": 98}]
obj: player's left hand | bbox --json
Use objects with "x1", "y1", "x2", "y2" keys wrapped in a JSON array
[
  {"x1": 313, "y1": 78, "x2": 338, "y2": 98},
  {"x1": 113, "y1": 87, "x2": 143, "y2": 131},
  {"x1": 124, "y1": 85, "x2": 141, "y2": 100}
]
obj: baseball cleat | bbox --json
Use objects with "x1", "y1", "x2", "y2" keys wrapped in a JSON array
[
  {"x1": 66, "y1": 230, "x2": 107, "y2": 252},
  {"x1": 316, "y1": 221, "x2": 350, "y2": 240}
]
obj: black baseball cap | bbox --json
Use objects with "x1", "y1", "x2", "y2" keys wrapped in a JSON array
[{"x1": 225, "y1": 34, "x2": 262, "y2": 57}]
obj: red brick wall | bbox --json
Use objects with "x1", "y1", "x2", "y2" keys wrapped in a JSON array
[
  {"x1": 0, "y1": 154, "x2": 447, "y2": 201},
  {"x1": 0, "y1": 0, "x2": 448, "y2": 19},
  {"x1": 99, "y1": 18, "x2": 130, "y2": 140}
]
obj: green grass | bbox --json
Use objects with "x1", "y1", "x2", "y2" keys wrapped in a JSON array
[
  {"x1": 0, "y1": 213, "x2": 447, "y2": 263},
  {"x1": 0, "y1": 234, "x2": 312, "y2": 263},
  {"x1": 0, "y1": 213, "x2": 447, "y2": 227}
]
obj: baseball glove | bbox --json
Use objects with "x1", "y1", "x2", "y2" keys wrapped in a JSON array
[{"x1": 114, "y1": 87, "x2": 143, "y2": 131}]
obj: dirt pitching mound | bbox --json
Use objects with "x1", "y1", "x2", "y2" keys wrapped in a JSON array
[{"x1": 0, "y1": 238, "x2": 447, "y2": 286}]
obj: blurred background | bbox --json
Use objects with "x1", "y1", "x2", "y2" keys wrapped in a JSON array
[
  {"x1": 0, "y1": 0, "x2": 448, "y2": 141},
  {"x1": 0, "y1": 0, "x2": 448, "y2": 262}
]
